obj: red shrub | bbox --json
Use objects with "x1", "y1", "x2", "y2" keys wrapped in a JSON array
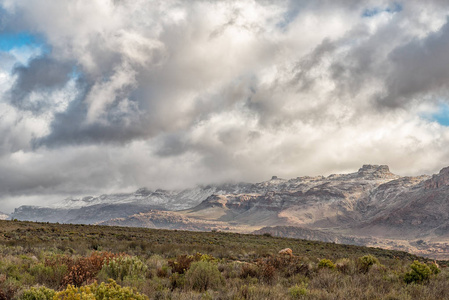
[
  {"x1": 59, "y1": 251, "x2": 122, "y2": 287},
  {"x1": 168, "y1": 255, "x2": 195, "y2": 274}
]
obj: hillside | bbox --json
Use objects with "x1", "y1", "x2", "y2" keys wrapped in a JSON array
[{"x1": 0, "y1": 220, "x2": 447, "y2": 299}]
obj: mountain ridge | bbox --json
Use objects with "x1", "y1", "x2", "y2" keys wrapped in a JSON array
[{"x1": 13, "y1": 164, "x2": 449, "y2": 258}]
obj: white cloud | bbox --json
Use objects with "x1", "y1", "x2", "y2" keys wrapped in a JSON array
[{"x1": 1, "y1": 0, "x2": 449, "y2": 209}]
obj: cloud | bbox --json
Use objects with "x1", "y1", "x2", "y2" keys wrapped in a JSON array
[
  {"x1": 2, "y1": 0, "x2": 449, "y2": 210},
  {"x1": 9, "y1": 56, "x2": 73, "y2": 111},
  {"x1": 379, "y1": 17, "x2": 449, "y2": 107}
]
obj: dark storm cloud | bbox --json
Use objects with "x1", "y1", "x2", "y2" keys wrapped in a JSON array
[
  {"x1": 34, "y1": 82, "x2": 147, "y2": 147},
  {"x1": 9, "y1": 56, "x2": 72, "y2": 112},
  {"x1": 292, "y1": 39, "x2": 337, "y2": 91},
  {"x1": 378, "y1": 18, "x2": 449, "y2": 108}
]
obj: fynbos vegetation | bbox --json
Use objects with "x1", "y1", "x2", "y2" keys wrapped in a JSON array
[{"x1": 0, "y1": 220, "x2": 448, "y2": 299}]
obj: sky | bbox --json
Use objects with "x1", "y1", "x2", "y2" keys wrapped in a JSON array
[{"x1": 1, "y1": 0, "x2": 449, "y2": 212}]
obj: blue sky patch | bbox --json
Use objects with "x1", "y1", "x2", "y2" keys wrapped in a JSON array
[
  {"x1": 362, "y1": 3, "x2": 402, "y2": 18},
  {"x1": 276, "y1": 3, "x2": 302, "y2": 30},
  {"x1": 424, "y1": 103, "x2": 449, "y2": 126},
  {"x1": 0, "y1": 31, "x2": 44, "y2": 51}
]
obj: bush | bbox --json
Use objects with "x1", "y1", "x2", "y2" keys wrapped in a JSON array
[
  {"x1": 318, "y1": 259, "x2": 335, "y2": 270},
  {"x1": 156, "y1": 265, "x2": 169, "y2": 278},
  {"x1": 21, "y1": 286, "x2": 56, "y2": 300},
  {"x1": 335, "y1": 258, "x2": 351, "y2": 274},
  {"x1": 168, "y1": 255, "x2": 194, "y2": 274},
  {"x1": 99, "y1": 256, "x2": 148, "y2": 282},
  {"x1": 185, "y1": 261, "x2": 224, "y2": 292},
  {"x1": 240, "y1": 263, "x2": 259, "y2": 279},
  {"x1": 260, "y1": 263, "x2": 276, "y2": 284},
  {"x1": 53, "y1": 279, "x2": 148, "y2": 300},
  {"x1": 428, "y1": 262, "x2": 441, "y2": 275},
  {"x1": 289, "y1": 283, "x2": 308, "y2": 299},
  {"x1": 30, "y1": 263, "x2": 68, "y2": 289},
  {"x1": 170, "y1": 272, "x2": 186, "y2": 290},
  {"x1": 404, "y1": 260, "x2": 432, "y2": 284},
  {"x1": 168, "y1": 253, "x2": 216, "y2": 276},
  {"x1": 61, "y1": 251, "x2": 120, "y2": 287},
  {"x1": 357, "y1": 255, "x2": 379, "y2": 273}
]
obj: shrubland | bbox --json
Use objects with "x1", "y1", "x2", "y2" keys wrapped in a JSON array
[{"x1": 0, "y1": 220, "x2": 448, "y2": 299}]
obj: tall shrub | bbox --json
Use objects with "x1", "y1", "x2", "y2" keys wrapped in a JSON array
[{"x1": 185, "y1": 261, "x2": 224, "y2": 292}]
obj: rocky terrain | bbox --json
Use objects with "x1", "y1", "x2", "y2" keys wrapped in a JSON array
[{"x1": 12, "y1": 164, "x2": 449, "y2": 259}]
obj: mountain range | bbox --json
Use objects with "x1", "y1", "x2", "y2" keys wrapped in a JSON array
[{"x1": 11, "y1": 164, "x2": 449, "y2": 259}]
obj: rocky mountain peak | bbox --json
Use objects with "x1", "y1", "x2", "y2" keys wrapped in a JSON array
[
  {"x1": 356, "y1": 164, "x2": 395, "y2": 179},
  {"x1": 439, "y1": 166, "x2": 449, "y2": 175},
  {"x1": 425, "y1": 166, "x2": 449, "y2": 189}
]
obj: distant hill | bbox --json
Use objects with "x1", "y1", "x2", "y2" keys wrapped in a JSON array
[{"x1": 11, "y1": 164, "x2": 449, "y2": 259}]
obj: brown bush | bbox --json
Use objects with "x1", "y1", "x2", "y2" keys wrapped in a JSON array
[
  {"x1": 260, "y1": 263, "x2": 276, "y2": 284},
  {"x1": 0, "y1": 283, "x2": 18, "y2": 300},
  {"x1": 255, "y1": 255, "x2": 307, "y2": 278},
  {"x1": 240, "y1": 263, "x2": 259, "y2": 279},
  {"x1": 157, "y1": 266, "x2": 169, "y2": 278},
  {"x1": 168, "y1": 255, "x2": 194, "y2": 274},
  {"x1": 45, "y1": 254, "x2": 73, "y2": 269},
  {"x1": 60, "y1": 251, "x2": 121, "y2": 287},
  {"x1": 0, "y1": 288, "x2": 6, "y2": 300}
]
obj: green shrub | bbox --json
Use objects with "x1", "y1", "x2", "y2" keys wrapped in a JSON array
[
  {"x1": 53, "y1": 279, "x2": 148, "y2": 299},
  {"x1": 168, "y1": 253, "x2": 216, "y2": 276},
  {"x1": 318, "y1": 259, "x2": 335, "y2": 270},
  {"x1": 404, "y1": 260, "x2": 432, "y2": 284},
  {"x1": 30, "y1": 263, "x2": 68, "y2": 289},
  {"x1": 1, "y1": 259, "x2": 35, "y2": 286},
  {"x1": 239, "y1": 284, "x2": 258, "y2": 299},
  {"x1": 289, "y1": 283, "x2": 308, "y2": 298},
  {"x1": 357, "y1": 255, "x2": 379, "y2": 273},
  {"x1": 197, "y1": 253, "x2": 216, "y2": 263},
  {"x1": 99, "y1": 256, "x2": 148, "y2": 282},
  {"x1": 335, "y1": 258, "x2": 351, "y2": 274},
  {"x1": 21, "y1": 286, "x2": 56, "y2": 300},
  {"x1": 185, "y1": 261, "x2": 224, "y2": 292},
  {"x1": 428, "y1": 262, "x2": 441, "y2": 275},
  {"x1": 170, "y1": 272, "x2": 186, "y2": 290}
]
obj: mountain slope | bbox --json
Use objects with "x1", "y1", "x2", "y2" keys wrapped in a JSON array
[{"x1": 13, "y1": 164, "x2": 449, "y2": 258}]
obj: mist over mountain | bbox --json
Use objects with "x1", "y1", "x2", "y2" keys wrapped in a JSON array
[{"x1": 11, "y1": 164, "x2": 449, "y2": 259}]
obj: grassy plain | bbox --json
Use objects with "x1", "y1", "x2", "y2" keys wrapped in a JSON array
[{"x1": 0, "y1": 220, "x2": 448, "y2": 299}]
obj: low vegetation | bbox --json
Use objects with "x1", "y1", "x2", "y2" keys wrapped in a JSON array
[{"x1": 0, "y1": 220, "x2": 448, "y2": 299}]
